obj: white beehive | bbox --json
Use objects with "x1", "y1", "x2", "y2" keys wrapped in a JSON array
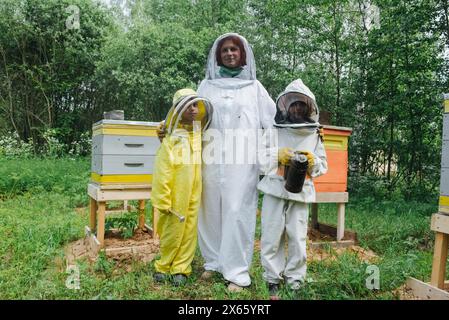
[{"x1": 91, "y1": 120, "x2": 160, "y2": 185}]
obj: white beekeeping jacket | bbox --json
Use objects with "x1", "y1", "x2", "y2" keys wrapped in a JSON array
[
  {"x1": 257, "y1": 79, "x2": 328, "y2": 203},
  {"x1": 196, "y1": 33, "x2": 276, "y2": 287}
]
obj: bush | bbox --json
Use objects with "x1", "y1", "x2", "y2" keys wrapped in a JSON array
[
  {"x1": 0, "y1": 129, "x2": 92, "y2": 159},
  {"x1": 0, "y1": 132, "x2": 34, "y2": 158}
]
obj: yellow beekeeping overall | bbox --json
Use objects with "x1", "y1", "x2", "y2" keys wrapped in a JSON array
[{"x1": 151, "y1": 89, "x2": 208, "y2": 276}]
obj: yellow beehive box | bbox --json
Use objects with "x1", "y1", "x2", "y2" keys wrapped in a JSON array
[
  {"x1": 314, "y1": 125, "x2": 352, "y2": 193},
  {"x1": 91, "y1": 120, "x2": 160, "y2": 185}
]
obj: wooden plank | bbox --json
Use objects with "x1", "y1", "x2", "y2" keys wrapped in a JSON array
[
  {"x1": 431, "y1": 214, "x2": 449, "y2": 234},
  {"x1": 144, "y1": 224, "x2": 154, "y2": 236},
  {"x1": 431, "y1": 232, "x2": 449, "y2": 289},
  {"x1": 88, "y1": 183, "x2": 152, "y2": 201},
  {"x1": 97, "y1": 202, "x2": 106, "y2": 248},
  {"x1": 89, "y1": 197, "x2": 97, "y2": 231},
  {"x1": 138, "y1": 200, "x2": 146, "y2": 229},
  {"x1": 337, "y1": 203, "x2": 345, "y2": 241},
  {"x1": 407, "y1": 278, "x2": 449, "y2": 300},
  {"x1": 97, "y1": 190, "x2": 152, "y2": 201},
  {"x1": 105, "y1": 245, "x2": 153, "y2": 255},
  {"x1": 314, "y1": 192, "x2": 348, "y2": 203},
  {"x1": 84, "y1": 229, "x2": 100, "y2": 257},
  {"x1": 311, "y1": 203, "x2": 319, "y2": 229}
]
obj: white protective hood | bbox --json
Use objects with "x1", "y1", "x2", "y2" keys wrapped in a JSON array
[
  {"x1": 197, "y1": 34, "x2": 277, "y2": 287},
  {"x1": 205, "y1": 33, "x2": 256, "y2": 81},
  {"x1": 274, "y1": 79, "x2": 320, "y2": 129}
]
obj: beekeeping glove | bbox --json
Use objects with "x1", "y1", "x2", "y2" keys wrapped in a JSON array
[
  {"x1": 317, "y1": 127, "x2": 324, "y2": 142},
  {"x1": 299, "y1": 151, "x2": 315, "y2": 167},
  {"x1": 278, "y1": 147, "x2": 294, "y2": 165},
  {"x1": 157, "y1": 121, "x2": 166, "y2": 142}
]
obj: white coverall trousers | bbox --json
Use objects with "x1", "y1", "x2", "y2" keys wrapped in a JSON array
[{"x1": 261, "y1": 194, "x2": 308, "y2": 285}]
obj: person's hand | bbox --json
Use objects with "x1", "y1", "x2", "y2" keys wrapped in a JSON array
[
  {"x1": 299, "y1": 151, "x2": 315, "y2": 167},
  {"x1": 157, "y1": 121, "x2": 166, "y2": 142},
  {"x1": 317, "y1": 127, "x2": 324, "y2": 141},
  {"x1": 278, "y1": 147, "x2": 294, "y2": 165}
]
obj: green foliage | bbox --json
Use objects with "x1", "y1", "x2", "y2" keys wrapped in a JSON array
[
  {"x1": 0, "y1": 132, "x2": 34, "y2": 158},
  {"x1": 1, "y1": 0, "x2": 448, "y2": 198},
  {"x1": 0, "y1": 157, "x2": 90, "y2": 207},
  {"x1": 0, "y1": 157, "x2": 441, "y2": 299},
  {"x1": 0, "y1": 0, "x2": 114, "y2": 145},
  {"x1": 94, "y1": 251, "x2": 114, "y2": 274},
  {"x1": 105, "y1": 212, "x2": 139, "y2": 239}
]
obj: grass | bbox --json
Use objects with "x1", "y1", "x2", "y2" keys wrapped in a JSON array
[{"x1": 0, "y1": 157, "x2": 440, "y2": 299}]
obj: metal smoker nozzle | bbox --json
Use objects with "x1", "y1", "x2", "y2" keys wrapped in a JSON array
[{"x1": 169, "y1": 209, "x2": 185, "y2": 222}]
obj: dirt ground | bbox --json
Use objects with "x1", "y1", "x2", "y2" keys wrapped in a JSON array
[
  {"x1": 392, "y1": 284, "x2": 421, "y2": 300},
  {"x1": 65, "y1": 229, "x2": 160, "y2": 267}
]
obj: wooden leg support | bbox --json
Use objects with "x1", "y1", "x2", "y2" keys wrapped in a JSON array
[
  {"x1": 90, "y1": 197, "x2": 97, "y2": 231},
  {"x1": 138, "y1": 200, "x2": 146, "y2": 229},
  {"x1": 97, "y1": 201, "x2": 106, "y2": 248},
  {"x1": 336, "y1": 203, "x2": 345, "y2": 241},
  {"x1": 431, "y1": 232, "x2": 449, "y2": 289}
]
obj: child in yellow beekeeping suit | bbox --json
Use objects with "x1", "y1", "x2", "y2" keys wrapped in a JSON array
[{"x1": 151, "y1": 88, "x2": 213, "y2": 286}]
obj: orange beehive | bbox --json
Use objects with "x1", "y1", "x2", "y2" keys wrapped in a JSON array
[{"x1": 314, "y1": 125, "x2": 352, "y2": 193}]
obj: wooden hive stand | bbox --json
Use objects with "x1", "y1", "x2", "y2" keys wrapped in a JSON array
[
  {"x1": 86, "y1": 182, "x2": 159, "y2": 256},
  {"x1": 310, "y1": 192, "x2": 357, "y2": 249}
]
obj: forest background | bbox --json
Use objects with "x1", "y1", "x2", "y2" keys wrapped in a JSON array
[{"x1": 1, "y1": 0, "x2": 449, "y2": 201}]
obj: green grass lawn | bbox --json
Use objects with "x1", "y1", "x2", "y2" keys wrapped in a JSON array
[{"x1": 0, "y1": 157, "x2": 440, "y2": 299}]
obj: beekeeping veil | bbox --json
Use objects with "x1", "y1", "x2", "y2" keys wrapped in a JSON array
[
  {"x1": 205, "y1": 33, "x2": 256, "y2": 81},
  {"x1": 274, "y1": 79, "x2": 320, "y2": 129},
  {"x1": 164, "y1": 88, "x2": 213, "y2": 135}
]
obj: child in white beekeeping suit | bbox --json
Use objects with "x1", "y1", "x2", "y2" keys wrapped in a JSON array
[{"x1": 257, "y1": 79, "x2": 328, "y2": 299}]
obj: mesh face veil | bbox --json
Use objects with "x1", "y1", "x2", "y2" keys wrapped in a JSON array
[
  {"x1": 164, "y1": 94, "x2": 213, "y2": 135},
  {"x1": 274, "y1": 79, "x2": 320, "y2": 128}
]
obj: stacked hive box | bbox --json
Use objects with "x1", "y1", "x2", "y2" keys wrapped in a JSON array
[
  {"x1": 91, "y1": 120, "x2": 160, "y2": 185},
  {"x1": 440, "y1": 94, "x2": 449, "y2": 214},
  {"x1": 314, "y1": 125, "x2": 352, "y2": 193}
]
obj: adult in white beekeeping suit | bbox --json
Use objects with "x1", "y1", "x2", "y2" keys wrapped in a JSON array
[
  {"x1": 257, "y1": 79, "x2": 328, "y2": 299},
  {"x1": 197, "y1": 33, "x2": 276, "y2": 291}
]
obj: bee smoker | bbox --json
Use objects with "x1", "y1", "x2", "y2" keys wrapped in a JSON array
[{"x1": 284, "y1": 153, "x2": 308, "y2": 193}]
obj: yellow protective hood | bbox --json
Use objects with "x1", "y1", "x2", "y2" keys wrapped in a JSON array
[{"x1": 164, "y1": 88, "x2": 213, "y2": 135}]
